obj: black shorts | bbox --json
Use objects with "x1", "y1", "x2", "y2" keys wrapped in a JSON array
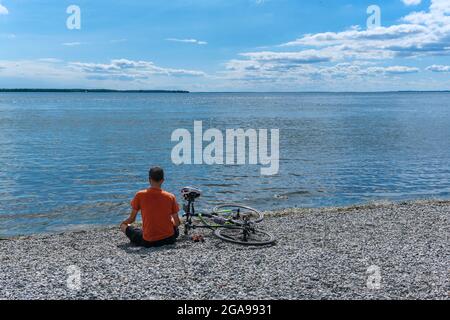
[{"x1": 125, "y1": 226, "x2": 179, "y2": 248}]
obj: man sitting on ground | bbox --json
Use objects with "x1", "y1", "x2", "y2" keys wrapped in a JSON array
[{"x1": 120, "y1": 166, "x2": 181, "y2": 247}]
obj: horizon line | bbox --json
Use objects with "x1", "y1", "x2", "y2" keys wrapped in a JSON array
[
  {"x1": 0, "y1": 88, "x2": 450, "y2": 94},
  {"x1": 1, "y1": 88, "x2": 450, "y2": 94}
]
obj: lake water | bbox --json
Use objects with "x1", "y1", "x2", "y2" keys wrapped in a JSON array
[{"x1": 0, "y1": 92, "x2": 449, "y2": 237}]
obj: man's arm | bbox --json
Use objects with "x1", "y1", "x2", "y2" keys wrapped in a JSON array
[
  {"x1": 171, "y1": 213, "x2": 181, "y2": 227},
  {"x1": 121, "y1": 192, "x2": 140, "y2": 232},
  {"x1": 171, "y1": 197, "x2": 181, "y2": 227},
  {"x1": 120, "y1": 209, "x2": 139, "y2": 232}
]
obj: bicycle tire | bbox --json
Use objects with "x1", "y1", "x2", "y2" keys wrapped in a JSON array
[
  {"x1": 213, "y1": 227, "x2": 275, "y2": 246},
  {"x1": 212, "y1": 204, "x2": 264, "y2": 224}
]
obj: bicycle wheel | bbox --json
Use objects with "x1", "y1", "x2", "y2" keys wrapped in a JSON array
[
  {"x1": 214, "y1": 227, "x2": 275, "y2": 246},
  {"x1": 212, "y1": 204, "x2": 264, "y2": 224}
]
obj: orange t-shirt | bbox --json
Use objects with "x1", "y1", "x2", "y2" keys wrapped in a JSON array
[{"x1": 130, "y1": 187, "x2": 180, "y2": 242}]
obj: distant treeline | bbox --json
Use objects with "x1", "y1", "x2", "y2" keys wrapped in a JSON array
[{"x1": 0, "y1": 89, "x2": 189, "y2": 93}]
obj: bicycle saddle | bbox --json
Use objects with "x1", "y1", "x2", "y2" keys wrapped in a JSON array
[{"x1": 181, "y1": 186, "x2": 202, "y2": 201}]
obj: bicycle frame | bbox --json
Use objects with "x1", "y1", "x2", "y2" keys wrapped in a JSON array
[
  {"x1": 182, "y1": 197, "x2": 252, "y2": 235},
  {"x1": 183, "y1": 197, "x2": 212, "y2": 235}
]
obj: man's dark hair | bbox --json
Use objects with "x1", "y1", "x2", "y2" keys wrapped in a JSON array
[{"x1": 149, "y1": 166, "x2": 164, "y2": 182}]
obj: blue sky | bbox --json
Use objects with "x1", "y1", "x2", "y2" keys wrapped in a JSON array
[{"x1": 0, "y1": 0, "x2": 449, "y2": 91}]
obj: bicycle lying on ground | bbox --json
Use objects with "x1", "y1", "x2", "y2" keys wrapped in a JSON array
[{"x1": 181, "y1": 187, "x2": 276, "y2": 246}]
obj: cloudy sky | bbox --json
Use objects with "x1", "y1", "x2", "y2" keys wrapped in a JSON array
[{"x1": 0, "y1": 0, "x2": 449, "y2": 91}]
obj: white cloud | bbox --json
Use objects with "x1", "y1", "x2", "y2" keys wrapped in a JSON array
[
  {"x1": 62, "y1": 42, "x2": 84, "y2": 46},
  {"x1": 224, "y1": 61, "x2": 419, "y2": 79},
  {"x1": 222, "y1": 0, "x2": 449, "y2": 89},
  {"x1": 70, "y1": 58, "x2": 206, "y2": 78},
  {"x1": 426, "y1": 64, "x2": 450, "y2": 72},
  {"x1": 166, "y1": 38, "x2": 207, "y2": 45},
  {"x1": 279, "y1": 19, "x2": 448, "y2": 59},
  {"x1": 402, "y1": 0, "x2": 422, "y2": 6},
  {"x1": 0, "y1": 58, "x2": 206, "y2": 90},
  {"x1": 0, "y1": 3, "x2": 8, "y2": 15},
  {"x1": 371, "y1": 66, "x2": 420, "y2": 74},
  {"x1": 240, "y1": 50, "x2": 332, "y2": 64},
  {"x1": 281, "y1": 24, "x2": 428, "y2": 48}
]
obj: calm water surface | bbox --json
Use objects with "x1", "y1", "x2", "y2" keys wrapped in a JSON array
[{"x1": 0, "y1": 92, "x2": 449, "y2": 236}]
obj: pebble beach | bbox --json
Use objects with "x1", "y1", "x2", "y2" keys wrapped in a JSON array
[{"x1": 0, "y1": 200, "x2": 448, "y2": 300}]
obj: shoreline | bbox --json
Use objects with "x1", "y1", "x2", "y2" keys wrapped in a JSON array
[
  {"x1": 0, "y1": 199, "x2": 448, "y2": 299},
  {"x1": 3, "y1": 198, "x2": 449, "y2": 240}
]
